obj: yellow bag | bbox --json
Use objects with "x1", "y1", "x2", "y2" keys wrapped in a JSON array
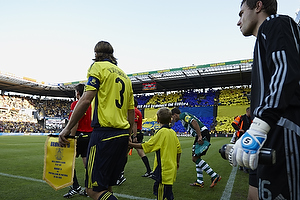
[{"x1": 43, "y1": 135, "x2": 76, "y2": 190}]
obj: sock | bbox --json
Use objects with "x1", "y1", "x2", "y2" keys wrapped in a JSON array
[
  {"x1": 119, "y1": 171, "x2": 124, "y2": 179},
  {"x1": 73, "y1": 169, "x2": 80, "y2": 189},
  {"x1": 118, "y1": 156, "x2": 128, "y2": 179},
  {"x1": 141, "y1": 156, "x2": 151, "y2": 173},
  {"x1": 98, "y1": 191, "x2": 118, "y2": 200},
  {"x1": 198, "y1": 158, "x2": 217, "y2": 178},
  {"x1": 196, "y1": 164, "x2": 203, "y2": 183}
]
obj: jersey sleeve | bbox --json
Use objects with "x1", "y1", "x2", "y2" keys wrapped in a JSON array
[
  {"x1": 180, "y1": 112, "x2": 193, "y2": 124},
  {"x1": 134, "y1": 108, "x2": 140, "y2": 123},
  {"x1": 127, "y1": 82, "x2": 134, "y2": 110},
  {"x1": 86, "y1": 76, "x2": 100, "y2": 91},
  {"x1": 176, "y1": 135, "x2": 182, "y2": 154},
  {"x1": 86, "y1": 63, "x2": 100, "y2": 91},
  {"x1": 68, "y1": 101, "x2": 77, "y2": 120},
  {"x1": 142, "y1": 131, "x2": 162, "y2": 153},
  {"x1": 231, "y1": 115, "x2": 241, "y2": 130}
]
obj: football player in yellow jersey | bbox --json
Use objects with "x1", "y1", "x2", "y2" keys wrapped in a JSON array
[
  {"x1": 59, "y1": 41, "x2": 135, "y2": 200},
  {"x1": 129, "y1": 107, "x2": 182, "y2": 200}
]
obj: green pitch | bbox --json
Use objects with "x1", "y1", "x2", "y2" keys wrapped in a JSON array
[{"x1": 0, "y1": 136, "x2": 249, "y2": 200}]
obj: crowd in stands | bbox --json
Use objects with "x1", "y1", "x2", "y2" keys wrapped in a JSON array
[
  {"x1": 181, "y1": 89, "x2": 217, "y2": 107},
  {"x1": 214, "y1": 87, "x2": 250, "y2": 133},
  {"x1": 0, "y1": 86, "x2": 250, "y2": 134},
  {"x1": 0, "y1": 95, "x2": 35, "y2": 110},
  {"x1": 28, "y1": 98, "x2": 71, "y2": 118},
  {"x1": 218, "y1": 86, "x2": 250, "y2": 106},
  {"x1": 135, "y1": 94, "x2": 152, "y2": 106},
  {"x1": 0, "y1": 121, "x2": 47, "y2": 133},
  {"x1": 0, "y1": 94, "x2": 72, "y2": 133},
  {"x1": 135, "y1": 89, "x2": 217, "y2": 108},
  {"x1": 135, "y1": 87, "x2": 250, "y2": 134},
  {"x1": 145, "y1": 92, "x2": 183, "y2": 106}
]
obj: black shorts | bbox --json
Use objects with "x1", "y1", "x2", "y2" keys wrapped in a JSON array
[
  {"x1": 131, "y1": 130, "x2": 144, "y2": 143},
  {"x1": 248, "y1": 169, "x2": 258, "y2": 188},
  {"x1": 153, "y1": 181, "x2": 174, "y2": 200},
  {"x1": 257, "y1": 124, "x2": 300, "y2": 199},
  {"x1": 75, "y1": 131, "x2": 91, "y2": 158},
  {"x1": 193, "y1": 129, "x2": 210, "y2": 157},
  {"x1": 85, "y1": 127, "x2": 129, "y2": 192}
]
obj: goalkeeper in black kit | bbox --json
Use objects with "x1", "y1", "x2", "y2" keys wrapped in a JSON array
[{"x1": 232, "y1": 0, "x2": 300, "y2": 199}]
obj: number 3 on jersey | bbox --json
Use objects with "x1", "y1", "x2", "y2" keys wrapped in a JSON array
[{"x1": 115, "y1": 77, "x2": 125, "y2": 109}]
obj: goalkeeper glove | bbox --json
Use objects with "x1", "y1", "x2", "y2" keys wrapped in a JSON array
[{"x1": 229, "y1": 117, "x2": 270, "y2": 170}]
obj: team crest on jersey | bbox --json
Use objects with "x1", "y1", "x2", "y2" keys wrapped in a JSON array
[
  {"x1": 185, "y1": 115, "x2": 191, "y2": 123},
  {"x1": 90, "y1": 78, "x2": 97, "y2": 85}
]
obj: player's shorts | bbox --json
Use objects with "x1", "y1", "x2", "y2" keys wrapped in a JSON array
[
  {"x1": 131, "y1": 130, "x2": 143, "y2": 143},
  {"x1": 85, "y1": 127, "x2": 129, "y2": 192},
  {"x1": 193, "y1": 129, "x2": 210, "y2": 157},
  {"x1": 153, "y1": 181, "x2": 174, "y2": 200},
  {"x1": 75, "y1": 131, "x2": 92, "y2": 158},
  {"x1": 248, "y1": 169, "x2": 258, "y2": 188},
  {"x1": 257, "y1": 123, "x2": 300, "y2": 199}
]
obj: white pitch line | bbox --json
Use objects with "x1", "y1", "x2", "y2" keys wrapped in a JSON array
[
  {"x1": 220, "y1": 166, "x2": 238, "y2": 200},
  {"x1": 0, "y1": 172, "x2": 155, "y2": 200},
  {"x1": 0, "y1": 172, "x2": 46, "y2": 183},
  {"x1": 114, "y1": 193, "x2": 155, "y2": 200}
]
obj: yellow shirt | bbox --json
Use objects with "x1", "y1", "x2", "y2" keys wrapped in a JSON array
[
  {"x1": 142, "y1": 126, "x2": 182, "y2": 185},
  {"x1": 86, "y1": 61, "x2": 134, "y2": 129}
]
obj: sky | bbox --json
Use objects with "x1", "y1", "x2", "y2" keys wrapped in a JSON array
[{"x1": 0, "y1": 0, "x2": 299, "y2": 84}]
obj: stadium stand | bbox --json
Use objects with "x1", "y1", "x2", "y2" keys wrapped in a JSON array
[
  {"x1": 0, "y1": 86, "x2": 250, "y2": 135},
  {"x1": 134, "y1": 94, "x2": 153, "y2": 106},
  {"x1": 0, "y1": 94, "x2": 71, "y2": 133},
  {"x1": 218, "y1": 86, "x2": 250, "y2": 106},
  {"x1": 0, "y1": 59, "x2": 253, "y2": 135},
  {"x1": 215, "y1": 87, "x2": 250, "y2": 133}
]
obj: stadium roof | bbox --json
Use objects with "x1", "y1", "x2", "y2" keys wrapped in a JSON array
[
  {"x1": 0, "y1": 72, "x2": 76, "y2": 98},
  {"x1": 129, "y1": 59, "x2": 252, "y2": 93},
  {"x1": 0, "y1": 59, "x2": 252, "y2": 98}
]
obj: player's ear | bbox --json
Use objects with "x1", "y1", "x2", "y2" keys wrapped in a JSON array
[{"x1": 255, "y1": 1, "x2": 263, "y2": 13}]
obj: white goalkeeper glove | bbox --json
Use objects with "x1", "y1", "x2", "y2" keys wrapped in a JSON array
[{"x1": 229, "y1": 118, "x2": 270, "y2": 170}]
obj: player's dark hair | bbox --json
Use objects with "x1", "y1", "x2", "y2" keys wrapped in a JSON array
[
  {"x1": 93, "y1": 41, "x2": 118, "y2": 65},
  {"x1": 241, "y1": 0, "x2": 277, "y2": 15},
  {"x1": 75, "y1": 84, "x2": 85, "y2": 97},
  {"x1": 171, "y1": 107, "x2": 181, "y2": 115},
  {"x1": 157, "y1": 107, "x2": 172, "y2": 125},
  {"x1": 134, "y1": 99, "x2": 138, "y2": 107}
]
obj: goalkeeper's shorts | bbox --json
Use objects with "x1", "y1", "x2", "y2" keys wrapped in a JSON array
[{"x1": 256, "y1": 124, "x2": 300, "y2": 200}]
